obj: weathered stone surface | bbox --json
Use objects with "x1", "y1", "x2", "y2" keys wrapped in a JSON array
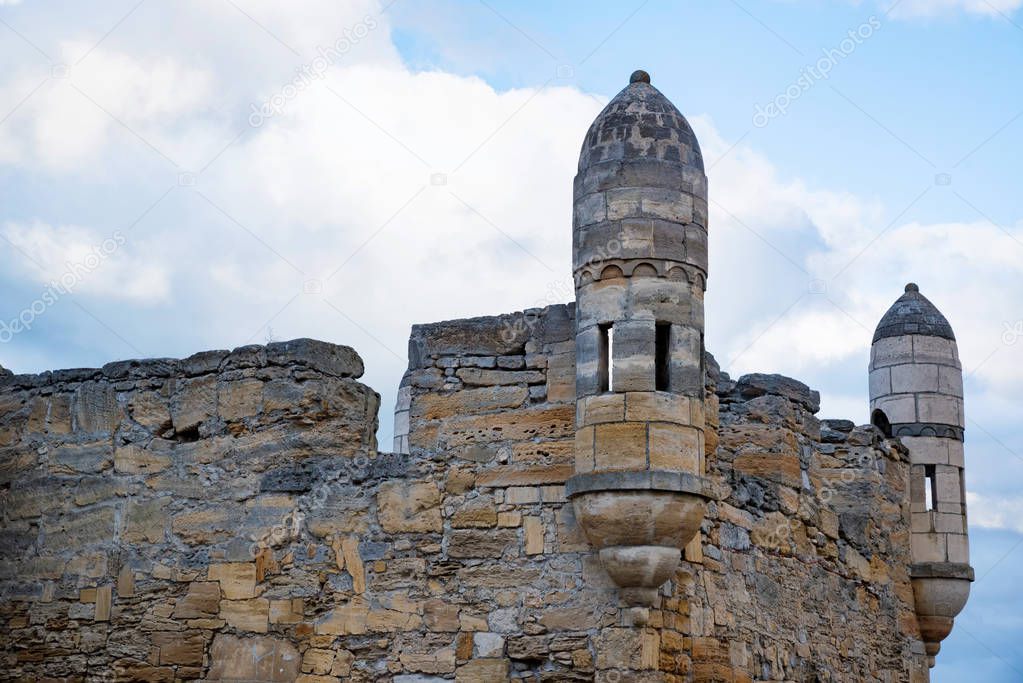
[
  {"x1": 172, "y1": 507, "x2": 238, "y2": 545},
  {"x1": 450, "y1": 495, "x2": 498, "y2": 528},
  {"x1": 73, "y1": 382, "x2": 120, "y2": 433},
  {"x1": 207, "y1": 633, "x2": 301, "y2": 681},
  {"x1": 94, "y1": 585, "x2": 112, "y2": 621},
  {"x1": 269, "y1": 598, "x2": 304, "y2": 624},
  {"x1": 218, "y1": 378, "x2": 263, "y2": 421},
  {"x1": 340, "y1": 536, "x2": 366, "y2": 594},
  {"x1": 208, "y1": 563, "x2": 257, "y2": 599},
  {"x1": 114, "y1": 661, "x2": 175, "y2": 682},
  {"x1": 735, "y1": 373, "x2": 821, "y2": 413},
  {"x1": 306, "y1": 485, "x2": 371, "y2": 537},
  {"x1": 413, "y1": 385, "x2": 527, "y2": 419},
  {"x1": 873, "y1": 285, "x2": 956, "y2": 342},
  {"x1": 455, "y1": 658, "x2": 510, "y2": 682},
  {"x1": 123, "y1": 496, "x2": 170, "y2": 543},
  {"x1": 523, "y1": 516, "x2": 544, "y2": 555},
  {"x1": 44, "y1": 505, "x2": 115, "y2": 549},
  {"x1": 411, "y1": 314, "x2": 531, "y2": 361},
  {"x1": 171, "y1": 375, "x2": 217, "y2": 432},
  {"x1": 317, "y1": 599, "x2": 370, "y2": 636},
  {"x1": 114, "y1": 443, "x2": 171, "y2": 474},
  {"x1": 127, "y1": 388, "x2": 172, "y2": 431},
  {"x1": 51, "y1": 439, "x2": 114, "y2": 474},
  {"x1": 733, "y1": 452, "x2": 801, "y2": 488},
  {"x1": 266, "y1": 338, "x2": 364, "y2": 378},
  {"x1": 455, "y1": 368, "x2": 545, "y2": 386},
  {"x1": 377, "y1": 481, "x2": 442, "y2": 533},
  {"x1": 173, "y1": 581, "x2": 220, "y2": 618},
  {"x1": 424, "y1": 598, "x2": 460, "y2": 632},
  {"x1": 221, "y1": 598, "x2": 269, "y2": 633},
  {"x1": 447, "y1": 529, "x2": 517, "y2": 559},
  {"x1": 152, "y1": 630, "x2": 205, "y2": 665},
  {"x1": 399, "y1": 648, "x2": 456, "y2": 674},
  {"x1": 476, "y1": 464, "x2": 573, "y2": 488},
  {"x1": 437, "y1": 405, "x2": 574, "y2": 449}
]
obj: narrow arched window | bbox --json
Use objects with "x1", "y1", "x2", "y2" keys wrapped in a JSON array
[{"x1": 871, "y1": 409, "x2": 892, "y2": 438}]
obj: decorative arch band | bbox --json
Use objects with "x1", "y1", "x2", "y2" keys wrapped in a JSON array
[
  {"x1": 891, "y1": 423, "x2": 964, "y2": 441},
  {"x1": 574, "y1": 259, "x2": 707, "y2": 290}
]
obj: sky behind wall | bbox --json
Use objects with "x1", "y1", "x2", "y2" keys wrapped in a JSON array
[{"x1": 1, "y1": 1, "x2": 1021, "y2": 677}]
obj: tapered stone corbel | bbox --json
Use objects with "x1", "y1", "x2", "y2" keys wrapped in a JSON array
[
  {"x1": 567, "y1": 471, "x2": 711, "y2": 606},
  {"x1": 910, "y1": 562, "x2": 974, "y2": 667}
]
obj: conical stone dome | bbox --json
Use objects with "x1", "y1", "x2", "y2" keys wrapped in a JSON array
[
  {"x1": 873, "y1": 283, "x2": 955, "y2": 343},
  {"x1": 578, "y1": 70, "x2": 704, "y2": 172}
]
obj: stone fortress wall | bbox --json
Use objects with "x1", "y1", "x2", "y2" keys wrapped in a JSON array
[
  {"x1": 0, "y1": 308, "x2": 931, "y2": 682},
  {"x1": 0, "y1": 70, "x2": 957, "y2": 683}
]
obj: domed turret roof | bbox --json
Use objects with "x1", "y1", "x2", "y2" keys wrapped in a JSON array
[
  {"x1": 873, "y1": 283, "x2": 956, "y2": 343},
  {"x1": 578, "y1": 70, "x2": 704, "y2": 172}
]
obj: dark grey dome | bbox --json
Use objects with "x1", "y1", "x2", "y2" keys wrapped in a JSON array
[
  {"x1": 578, "y1": 71, "x2": 703, "y2": 172},
  {"x1": 873, "y1": 283, "x2": 956, "y2": 343}
]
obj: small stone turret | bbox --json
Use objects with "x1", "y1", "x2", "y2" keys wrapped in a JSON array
[
  {"x1": 566, "y1": 70, "x2": 712, "y2": 607},
  {"x1": 869, "y1": 283, "x2": 973, "y2": 668}
]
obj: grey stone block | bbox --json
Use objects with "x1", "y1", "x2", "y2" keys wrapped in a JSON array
[
  {"x1": 736, "y1": 373, "x2": 820, "y2": 413},
  {"x1": 265, "y1": 338, "x2": 363, "y2": 378},
  {"x1": 181, "y1": 349, "x2": 230, "y2": 376}
]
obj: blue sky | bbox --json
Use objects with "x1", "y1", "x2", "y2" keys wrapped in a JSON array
[{"x1": 1, "y1": 1, "x2": 1021, "y2": 678}]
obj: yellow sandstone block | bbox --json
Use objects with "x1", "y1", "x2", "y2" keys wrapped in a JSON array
[{"x1": 594, "y1": 422, "x2": 647, "y2": 471}]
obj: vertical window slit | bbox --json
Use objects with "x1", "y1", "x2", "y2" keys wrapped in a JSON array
[
  {"x1": 924, "y1": 465, "x2": 936, "y2": 511},
  {"x1": 656, "y1": 322, "x2": 671, "y2": 391},
  {"x1": 599, "y1": 323, "x2": 613, "y2": 393}
]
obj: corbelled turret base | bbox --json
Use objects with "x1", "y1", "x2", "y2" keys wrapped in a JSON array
[{"x1": 567, "y1": 472, "x2": 710, "y2": 606}]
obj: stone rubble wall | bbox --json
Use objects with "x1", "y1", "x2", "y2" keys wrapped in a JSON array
[
  {"x1": 0, "y1": 339, "x2": 382, "y2": 682},
  {"x1": 399, "y1": 304, "x2": 930, "y2": 682},
  {"x1": 0, "y1": 312, "x2": 930, "y2": 682},
  {"x1": 668, "y1": 369, "x2": 930, "y2": 682},
  {"x1": 401, "y1": 303, "x2": 615, "y2": 682}
]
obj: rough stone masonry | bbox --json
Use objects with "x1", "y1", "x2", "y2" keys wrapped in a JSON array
[{"x1": 0, "y1": 72, "x2": 970, "y2": 682}]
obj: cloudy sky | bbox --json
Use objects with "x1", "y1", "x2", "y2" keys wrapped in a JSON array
[{"x1": 1, "y1": 0, "x2": 1021, "y2": 677}]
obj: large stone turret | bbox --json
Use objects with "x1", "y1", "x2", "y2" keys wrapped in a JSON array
[
  {"x1": 869, "y1": 283, "x2": 973, "y2": 668},
  {"x1": 565, "y1": 70, "x2": 712, "y2": 607}
]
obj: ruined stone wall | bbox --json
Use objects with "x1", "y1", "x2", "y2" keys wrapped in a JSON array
[
  {"x1": 399, "y1": 304, "x2": 931, "y2": 682},
  {"x1": 0, "y1": 309, "x2": 931, "y2": 682},
  {"x1": 400, "y1": 303, "x2": 620, "y2": 682},
  {"x1": 0, "y1": 339, "x2": 383, "y2": 681},
  {"x1": 668, "y1": 370, "x2": 930, "y2": 682}
]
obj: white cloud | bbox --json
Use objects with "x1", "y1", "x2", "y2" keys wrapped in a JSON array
[
  {"x1": 0, "y1": 44, "x2": 214, "y2": 170},
  {"x1": 683, "y1": 114, "x2": 1023, "y2": 401},
  {"x1": 2, "y1": 221, "x2": 170, "y2": 302},
  {"x1": 817, "y1": 1, "x2": 1023, "y2": 19},
  {"x1": 886, "y1": 0, "x2": 1023, "y2": 18},
  {"x1": 968, "y1": 491, "x2": 1023, "y2": 534}
]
